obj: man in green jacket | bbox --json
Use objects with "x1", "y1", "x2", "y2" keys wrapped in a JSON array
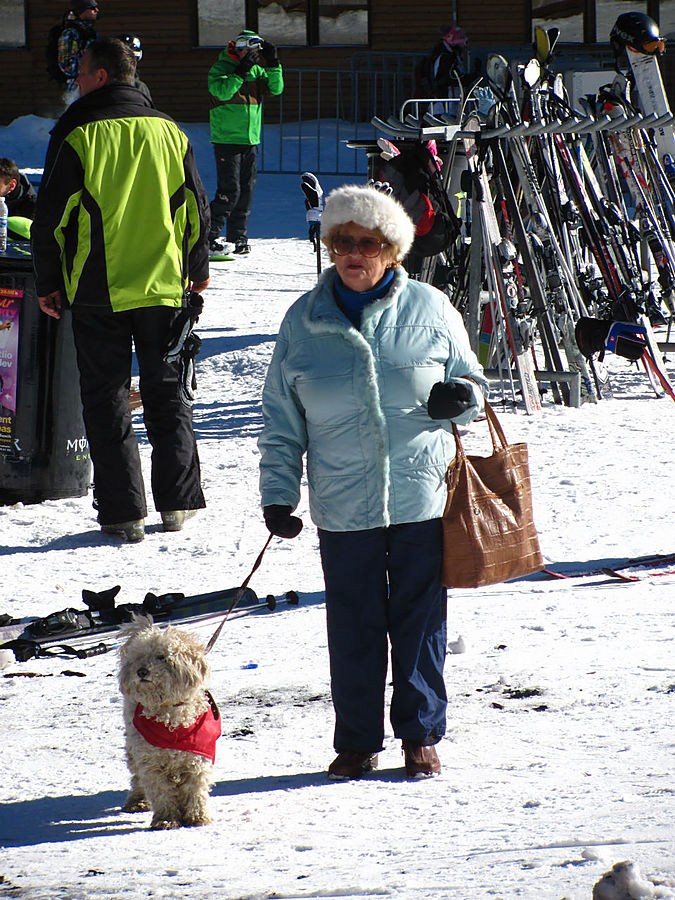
[
  {"x1": 207, "y1": 29, "x2": 284, "y2": 254},
  {"x1": 32, "y1": 38, "x2": 210, "y2": 542}
]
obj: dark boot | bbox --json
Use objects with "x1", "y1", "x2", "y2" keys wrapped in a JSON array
[
  {"x1": 327, "y1": 751, "x2": 378, "y2": 780},
  {"x1": 402, "y1": 741, "x2": 441, "y2": 778}
]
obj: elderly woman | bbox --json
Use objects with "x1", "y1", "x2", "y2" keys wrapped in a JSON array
[{"x1": 258, "y1": 184, "x2": 488, "y2": 780}]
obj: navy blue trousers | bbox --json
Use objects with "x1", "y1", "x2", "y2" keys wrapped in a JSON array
[{"x1": 318, "y1": 519, "x2": 448, "y2": 753}]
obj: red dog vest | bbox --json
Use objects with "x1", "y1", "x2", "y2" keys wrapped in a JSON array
[{"x1": 133, "y1": 695, "x2": 221, "y2": 763}]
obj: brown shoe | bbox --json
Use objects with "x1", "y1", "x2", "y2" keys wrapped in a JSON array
[
  {"x1": 402, "y1": 741, "x2": 441, "y2": 778},
  {"x1": 328, "y1": 751, "x2": 378, "y2": 780}
]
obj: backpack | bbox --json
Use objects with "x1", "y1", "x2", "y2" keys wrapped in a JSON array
[
  {"x1": 45, "y1": 17, "x2": 94, "y2": 84},
  {"x1": 374, "y1": 142, "x2": 460, "y2": 258},
  {"x1": 46, "y1": 22, "x2": 68, "y2": 84},
  {"x1": 414, "y1": 42, "x2": 463, "y2": 98}
]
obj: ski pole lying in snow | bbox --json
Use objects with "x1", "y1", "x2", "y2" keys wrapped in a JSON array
[{"x1": 205, "y1": 533, "x2": 274, "y2": 653}]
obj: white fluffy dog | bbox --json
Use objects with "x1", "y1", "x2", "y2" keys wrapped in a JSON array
[{"x1": 118, "y1": 615, "x2": 220, "y2": 829}]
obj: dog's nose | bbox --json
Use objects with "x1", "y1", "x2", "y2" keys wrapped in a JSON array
[{"x1": 137, "y1": 666, "x2": 149, "y2": 680}]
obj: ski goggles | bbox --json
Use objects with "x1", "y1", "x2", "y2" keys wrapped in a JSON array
[
  {"x1": 234, "y1": 34, "x2": 263, "y2": 50},
  {"x1": 331, "y1": 235, "x2": 391, "y2": 257},
  {"x1": 632, "y1": 37, "x2": 665, "y2": 54}
]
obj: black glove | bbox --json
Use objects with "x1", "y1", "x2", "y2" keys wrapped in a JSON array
[
  {"x1": 164, "y1": 291, "x2": 203, "y2": 364},
  {"x1": 235, "y1": 51, "x2": 258, "y2": 75},
  {"x1": 263, "y1": 505, "x2": 303, "y2": 539},
  {"x1": 427, "y1": 380, "x2": 474, "y2": 420},
  {"x1": 260, "y1": 40, "x2": 279, "y2": 65},
  {"x1": 301, "y1": 172, "x2": 323, "y2": 212}
]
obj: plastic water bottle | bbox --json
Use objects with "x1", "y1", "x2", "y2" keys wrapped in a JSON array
[{"x1": 0, "y1": 195, "x2": 7, "y2": 253}]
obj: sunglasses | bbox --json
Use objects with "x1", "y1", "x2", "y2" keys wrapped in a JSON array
[{"x1": 331, "y1": 235, "x2": 390, "y2": 257}]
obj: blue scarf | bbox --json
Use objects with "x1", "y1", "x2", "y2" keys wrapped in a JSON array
[{"x1": 333, "y1": 269, "x2": 395, "y2": 329}]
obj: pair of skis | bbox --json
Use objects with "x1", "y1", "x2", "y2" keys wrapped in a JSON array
[
  {"x1": 538, "y1": 549, "x2": 675, "y2": 583},
  {"x1": 501, "y1": 49, "x2": 674, "y2": 401},
  {"x1": 0, "y1": 585, "x2": 302, "y2": 663},
  {"x1": 462, "y1": 117, "x2": 542, "y2": 413},
  {"x1": 481, "y1": 54, "x2": 596, "y2": 408}
]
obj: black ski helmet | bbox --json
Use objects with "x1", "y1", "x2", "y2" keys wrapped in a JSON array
[
  {"x1": 118, "y1": 32, "x2": 143, "y2": 62},
  {"x1": 610, "y1": 12, "x2": 664, "y2": 57}
]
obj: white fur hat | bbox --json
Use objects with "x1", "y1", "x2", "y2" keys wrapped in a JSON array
[{"x1": 321, "y1": 184, "x2": 415, "y2": 259}]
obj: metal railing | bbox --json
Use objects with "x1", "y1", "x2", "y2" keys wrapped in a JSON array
[{"x1": 258, "y1": 62, "x2": 419, "y2": 175}]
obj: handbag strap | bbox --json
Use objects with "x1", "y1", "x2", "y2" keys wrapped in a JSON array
[
  {"x1": 483, "y1": 401, "x2": 509, "y2": 451},
  {"x1": 449, "y1": 400, "x2": 508, "y2": 477}
]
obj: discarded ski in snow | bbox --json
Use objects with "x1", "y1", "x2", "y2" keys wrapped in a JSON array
[
  {"x1": 0, "y1": 583, "x2": 302, "y2": 662},
  {"x1": 531, "y1": 550, "x2": 675, "y2": 581}
]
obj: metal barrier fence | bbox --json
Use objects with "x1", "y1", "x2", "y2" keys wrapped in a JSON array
[{"x1": 258, "y1": 63, "x2": 418, "y2": 175}]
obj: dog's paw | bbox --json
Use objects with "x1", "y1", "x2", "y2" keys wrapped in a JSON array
[
  {"x1": 122, "y1": 790, "x2": 150, "y2": 813},
  {"x1": 180, "y1": 813, "x2": 211, "y2": 827},
  {"x1": 122, "y1": 800, "x2": 150, "y2": 812},
  {"x1": 150, "y1": 816, "x2": 182, "y2": 830}
]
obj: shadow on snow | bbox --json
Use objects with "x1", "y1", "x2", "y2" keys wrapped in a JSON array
[{"x1": 1, "y1": 759, "x2": 406, "y2": 849}]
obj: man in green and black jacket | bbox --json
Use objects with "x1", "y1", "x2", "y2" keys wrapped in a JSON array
[
  {"x1": 32, "y1": 37, "x2": 210, "y2": 543},
  {"x1": 207, "y1": 29, "x2": 283, "y2": 254}
]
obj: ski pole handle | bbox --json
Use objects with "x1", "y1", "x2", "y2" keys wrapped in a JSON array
[{"x1": 76, "y1": 642, "x2": 112, "y2": 659}]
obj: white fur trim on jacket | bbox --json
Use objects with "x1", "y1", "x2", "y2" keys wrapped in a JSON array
[{"x1": 320, "y1": 184, "x2": 415, "y2": 259}]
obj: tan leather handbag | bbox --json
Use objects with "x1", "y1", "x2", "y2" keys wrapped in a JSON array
[{"x1": 441, "y1": 402, "x2": 544, "y2": 588}]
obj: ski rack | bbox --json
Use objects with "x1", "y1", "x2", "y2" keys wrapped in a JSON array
[
  {"x1": 362, "y1": 90, "x2": 675, "y2": 412},
  {"x1": 372, "y1": 98, "x2": 675, "y2": 143}
]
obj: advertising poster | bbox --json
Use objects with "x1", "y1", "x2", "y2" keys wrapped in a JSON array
[{"x1": 0, "y1": 286, "x2": 20, "y2": 450}]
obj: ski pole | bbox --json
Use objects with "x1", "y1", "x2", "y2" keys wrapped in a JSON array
[
  {"x1": 205, "y1": 533, "x2": 274, "y2": 653},
  {"x1": 309, "y1": 222, "x2": 322, "y2": 275},
  {"x1": 301, "y1": 172, "x2": 324, "y2": 277}
]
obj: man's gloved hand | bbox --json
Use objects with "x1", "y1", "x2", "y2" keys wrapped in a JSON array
[
  {"x1": 235, "y1": 51, "x2": 258, "y2": 75},
  {"x1": 427, "y1": 380, "x2": 474, "y2": 420},
  {"x1": 263, "y1": 505, "x2": 303, "y2": 539},
  {"x1": 260, "y1": 40, "x2": 279, "y2": 65}
]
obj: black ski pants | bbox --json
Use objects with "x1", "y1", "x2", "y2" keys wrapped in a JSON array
[
  {"x1": 318, "y1": 519, "x2": 448, "y2": 754},
  {"x1": 209, "y1": 143, "x2": 257, "y2": 243},
  {"x1": 71, "y1": 305, "x2": 205, "y2": 526}
]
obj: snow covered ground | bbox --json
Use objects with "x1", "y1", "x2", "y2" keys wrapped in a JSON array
[{"x1": 1, "y1": 115, "x2": 675, "y2": 900}]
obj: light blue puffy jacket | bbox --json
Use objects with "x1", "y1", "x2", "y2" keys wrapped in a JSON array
[{"x1": 258, "y1": 266, "x2": 489, "y2": 532}]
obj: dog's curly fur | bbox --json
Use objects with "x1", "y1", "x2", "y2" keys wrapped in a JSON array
[{"x1": 118, "y1": 615, "x2": 216, "y2": 829}]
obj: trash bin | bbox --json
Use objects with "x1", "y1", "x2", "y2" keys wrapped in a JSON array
[{"x1": 0, "y1": 241, "x2": 91, "y2": 505}]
